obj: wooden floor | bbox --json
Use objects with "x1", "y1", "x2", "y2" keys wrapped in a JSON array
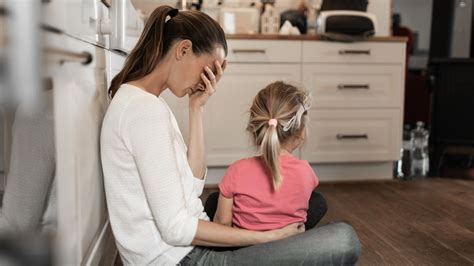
[
  {"x1": 203, "y1": 178, "x2": 474, "y2": 265},
  {"x1": 317, "y1": 178, "x2": 474, "y2": 265}
]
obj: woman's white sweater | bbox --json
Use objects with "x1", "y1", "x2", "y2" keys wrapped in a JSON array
[{"x1": 100, "y1": 84, "x2": 208, "y2": 265}]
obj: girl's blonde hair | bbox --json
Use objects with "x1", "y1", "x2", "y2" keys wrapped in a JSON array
[{"x1": 247, "y1": 81, "x2": 311, "y2": 191}]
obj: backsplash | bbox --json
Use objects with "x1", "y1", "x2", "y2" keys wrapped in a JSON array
[
  {"x1": 393, "y1": 0, "x2": 432, "y2": 51},
  {"x1": 202, "y1": 0, "x2": 392, "y2": 36},
  {"x1": 127, "y1": 0, "x2": 393, "y2": 46}
]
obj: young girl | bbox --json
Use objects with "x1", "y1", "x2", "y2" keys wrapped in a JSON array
[{"x1": 214, "y1": 81, "x2": 323, "y2": 231}]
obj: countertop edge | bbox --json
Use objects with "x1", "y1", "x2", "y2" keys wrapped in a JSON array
[{"x1": 226, "y1": 34, "x2": 408, "y2": 42}]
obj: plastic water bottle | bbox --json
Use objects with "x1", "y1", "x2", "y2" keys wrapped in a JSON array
[
  {"x1": 410, "y1": 121, "x2": 430, "y2": 177},
  {"x1": 395, "y1": 124, "x2": 412, "y2": 180}
]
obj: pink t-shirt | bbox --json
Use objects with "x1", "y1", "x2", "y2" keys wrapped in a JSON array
[{"x1": 218, "y1": 154, "x2": 318, "y2": 231}]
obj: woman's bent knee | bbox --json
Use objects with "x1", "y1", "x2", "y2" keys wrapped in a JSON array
[{"x1": 332, "y1": 222, "x2": 361, "y2": 264}]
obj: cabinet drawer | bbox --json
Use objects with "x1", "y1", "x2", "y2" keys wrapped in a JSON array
[
  {"x1": 303, "y1": 64, "x2": 404, "y2": 108},
  {"x1": 302, "y1": 109, "x2": 401, "y2": 163},
  {"x1": 227, "y1": 40, "x2": 302, "y2": 63},
  {"x1": 302, "y1": 41, "x2": 405, "y2": 64}
]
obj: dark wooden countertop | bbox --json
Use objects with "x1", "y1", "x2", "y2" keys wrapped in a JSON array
[{"x1": 226, "y1": 34, "x2": 408, "y2": 42}]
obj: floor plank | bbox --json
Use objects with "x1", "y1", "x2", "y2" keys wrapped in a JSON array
[
  {"x1": 317, "y1": 179, "x2": 474, "y2": 265},
  {"x1": 202, "y1": 178, "x2": 474, "y2": 265}
]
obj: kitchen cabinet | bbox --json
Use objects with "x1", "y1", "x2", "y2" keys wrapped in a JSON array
[
  {"x1": 197, "y1": 38, "x2": 406, "y2": 182},
  {"x1": 301, "y1": 40, "x2": 406, "y2": 168},
  {"x1": 302, "y1": 64, "x2": 403, "y2": 108},
  {"x1": 107, "y1": 37, "x2": 406, "y2": 182},
  {"x1": 42, "y1": 0, "x2": 109, "y2": 48},
  {"x1": 302, "y1": 41, "x2": 405, "y2": 64},
  {"x1": 46, "y1": 31, "x2": 109, "y2": 265},
  {"x1": 3, "y1": 2, "x2": 114, "y2": 264},
  {"x1": 302, "y1": 109, "x2": 401, "y2": 163},
  {"x1": 226, "y1": 40, "x2": 302, "y2": 63}
]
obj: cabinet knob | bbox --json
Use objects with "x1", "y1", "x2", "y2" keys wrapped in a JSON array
[
  {"x1": 337, "y1": 84, "x2": 370, "y2": 90},
  {"x1": 336, "y1": 134, "x2": 369, "y2": 140},
  {"x1": 232, "y1": 49, "x2": 266, "y2": 54},
  {"x1": 44, "y1": 47, "x2": 93, "y2": 65},
  {"x1": 338, "y1": 49, "x2": 371, "y2": 55}
]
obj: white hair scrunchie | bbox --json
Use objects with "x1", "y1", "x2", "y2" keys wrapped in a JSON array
[{"x1": 281, "y1": 103, "x2": 310, "y2": 132}]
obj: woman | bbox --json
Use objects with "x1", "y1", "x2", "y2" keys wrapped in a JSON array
[{"x1": 100, "y1": 5, "x2": 360, "y2": 265}]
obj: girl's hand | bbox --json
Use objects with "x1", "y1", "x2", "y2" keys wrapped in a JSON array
[
  {"x1": 189, "y1": 60, "x2": 227, "y2": 110},
  {"x1": 265, "y1": 222, "x2": 305, "y2": 243}
]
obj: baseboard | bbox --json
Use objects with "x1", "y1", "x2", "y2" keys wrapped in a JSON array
[
  {"x1": 205, "y1": 162, "x2": 395, "y2": 186},
  {"x1": 314, "y1": 162, "x2": 395, "y2": 182},
  {"x1": 83, "y1": 220, "x2": 117, "y2": 266}
]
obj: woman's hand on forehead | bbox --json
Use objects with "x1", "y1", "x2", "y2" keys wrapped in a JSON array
[
  {"x1": 189, "y1": 59, "x2": 227, "y2": 108},
  {"x1": 208, "y1": 59, "x2": 227, "y2": 76}
]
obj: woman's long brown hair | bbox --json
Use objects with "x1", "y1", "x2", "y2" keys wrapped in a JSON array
[{"x1": 108, "y1": 5, "x2": 227, "y2": 98}]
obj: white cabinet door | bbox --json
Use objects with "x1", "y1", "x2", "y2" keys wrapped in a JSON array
[
  {"x1": 204, "y1": 63, "x2": 301, "y2": 166},
  {"x1": 303, "y1": 41, "x2": 405, "y2": 64},
  {"x1": 302, "y1": 64, "x2": 404, "y2": 108},
  {"x1": 302, "y1": 109, "x2": 402, "y2": 163},
  {"x1": 42, "y1": 0, "x2": 109, "y2": 47},
  {"x1": 47, "y1": 32, "x2": 109, "y2": 265},
  {"x1": 227, "y1": 40, "x2": 302, "y2": 63}
]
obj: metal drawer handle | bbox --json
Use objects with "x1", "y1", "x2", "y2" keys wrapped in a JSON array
[
  {"x1": 44, "y1": 47, "x2": 93, "y2": 65},
  {"x1": 338, "y1": 49, "x2": 371, "y2": 55},
  {"x1": 233, "y1": 49, "x2": 266, "y2": 54},
  {"x1": 336, "y1": 134, "x2": 369, "y2": 140},
  {"x1": 337, "y1": 84, "x2": 370, "y2": 90}
]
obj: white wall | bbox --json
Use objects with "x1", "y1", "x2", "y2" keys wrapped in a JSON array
[{"x1": 392, "y1": 0, "x2": 433, "y2": 51}]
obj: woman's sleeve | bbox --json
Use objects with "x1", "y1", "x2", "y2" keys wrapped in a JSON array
[
  {"x1": 193, "y1": 168, "x2": 207, "y2": 197},
  {"x1": 126, "y1": 100, "x2": 198, "y2": 246}
]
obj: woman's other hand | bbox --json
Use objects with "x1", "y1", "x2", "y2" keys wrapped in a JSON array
[
  {"x1": 265, "y1": 222, "x2": 305, "y2": 243},
  {"x1": 189, "y1": 60, "x2": 227, "y2": 109},
  {"x1": 192, "y1": 220, "x2": 305, "y2": 247}
]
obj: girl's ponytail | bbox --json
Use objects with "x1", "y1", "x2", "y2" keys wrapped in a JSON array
[{"x1": 261, "y1": 119, "x2": 282, "y2": 189}]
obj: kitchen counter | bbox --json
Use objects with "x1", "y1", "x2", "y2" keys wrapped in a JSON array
[
  {"x1": 162, "y1": 35, "x2": 407, "y2": 183},
  {"x1": 226, "y1": 34, "x2": 407, "y2": 43}
]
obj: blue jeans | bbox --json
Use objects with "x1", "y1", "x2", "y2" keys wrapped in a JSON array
[{"x1": 179, "y1": 222, "x2": 361, "y2": 265}]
